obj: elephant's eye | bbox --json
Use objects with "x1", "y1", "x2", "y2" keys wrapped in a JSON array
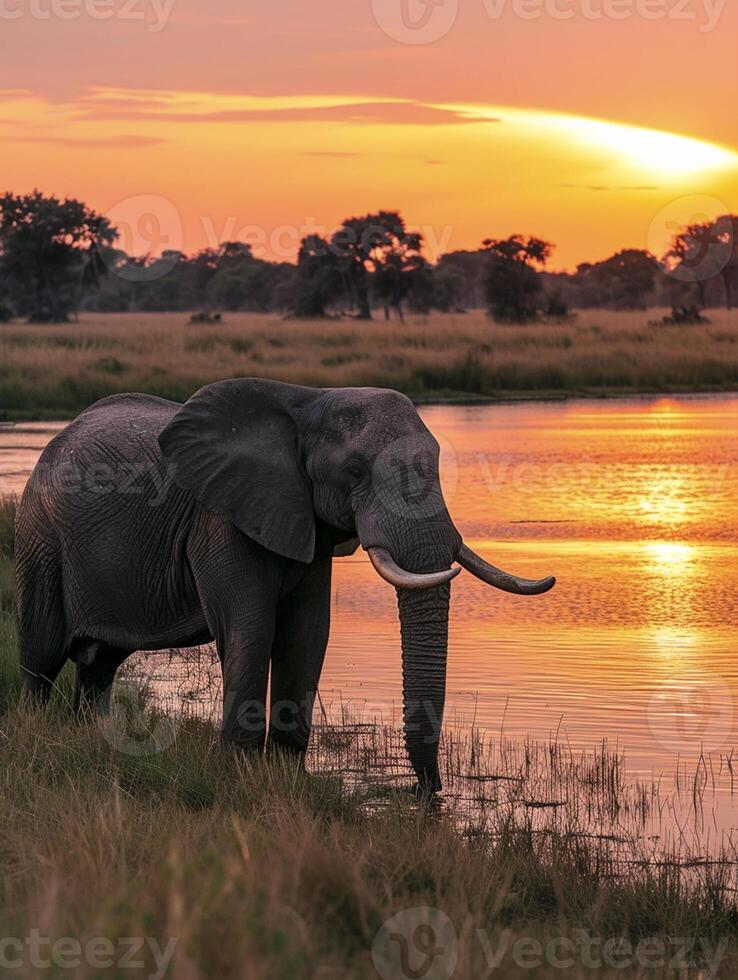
[{"x1": 345, "y1": 462, "x2": 364, "y2": 482}]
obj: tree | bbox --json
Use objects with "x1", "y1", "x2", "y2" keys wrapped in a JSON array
[
  {"x1": 292, "y1": 235, "x2": 344, "y2": 318},
  {"x1": 331, "y1": 210, "x2": 422, "y2": 320},
  {"x1": 190, "y1": 242, "x2": 253, "y2": 301},
  {"x1": 666, "y1": 215, "x2": 738, "y2": 310},
  {"x1": 482, "y1": 235, "x2": 553, "y2": 322},
  {"x1": 581, "y1": 249, "x2": 659, "y2": 310},
  {"x1": 428, "y1": 261, "x2": 471, "y2": 312},
  {"x1": 435, "y1": 250, "x2": 488, "y2": 309},
  {"x1": 0, "y1": 190, "x2": 116, "y2": 322},
  {"x1": 371, "y1": 232, "x2": 428, "y2": 322},
  {"x1": 204, "y1": 243, "x2": 278, "y2": 312}
]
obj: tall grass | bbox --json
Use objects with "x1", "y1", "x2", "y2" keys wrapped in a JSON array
[
  {"x1": 2, "y1": 310, "x2": 738, "y2": 417},
  {"x1": 1, "y1": 495, "x2": 738, "y2": 976},
  {"x1": 0, "y1": 496, "x2": 17, "y2": 711}
]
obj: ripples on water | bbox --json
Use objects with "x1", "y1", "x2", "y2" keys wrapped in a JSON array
[{"x1": 2, "y1": 396, "x2": 738, "y2": 847}]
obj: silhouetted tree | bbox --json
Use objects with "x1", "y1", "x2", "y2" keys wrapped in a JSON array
[
  {"x1": 580, "y1": 249, "x2": 659, "y2": 310},
  {"x1": 205, "y1": 243, "x2": 270, "y2": 312},
  {"x1": 0, "y1": 190, "x2": 116, "y2": 322},
  {"x1": 482, "y1": 235, "x2": 553, "y2": 322},
  {"x1": 436, "y1": 251, "x2": 487, "y2": 309},
  {"x1": 189, "y1": 242, "x2": 252, "y2": 302},
  {"x1": 544, "y1": 289, "x2": 569, "y2": 318},
  {"x1": 428, "y1": 263, "x2": 468, "y2": 312},
  {"x1": 371, "y1": 231, "x2": 428, "y2": 321},
  {"x1": 331, "y1": 210, "x2": 421, "y2": 320},
  {"x1": 666, "y1": 215, "x2": 738, "y2": 310},
  {"x1": 84, "y1": 239, "x2": 298, "y2": 315},
  {"x1": 292, "y1": 235, "x2": 344, "y2": 318}
]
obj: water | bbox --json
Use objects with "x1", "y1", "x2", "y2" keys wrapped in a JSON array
[{"x1": 3, "y1": 396, "x2": 738, "y2": 841}]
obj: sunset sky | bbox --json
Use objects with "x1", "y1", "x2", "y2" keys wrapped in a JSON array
[{"x1": 1, "y1": 0, "x2": 737, "y2": 269}]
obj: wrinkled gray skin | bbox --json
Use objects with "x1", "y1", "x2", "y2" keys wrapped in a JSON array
[{"x1": 15, "y1": 379, "x2": 542, "y2": 792}]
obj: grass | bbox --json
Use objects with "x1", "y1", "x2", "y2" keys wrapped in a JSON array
[
  {"x1": 2, "y1": 309, "x2": 738, "y2": 418},
  {"x1": 1, "y1": 496, "x2": 738, "y2": 977}
]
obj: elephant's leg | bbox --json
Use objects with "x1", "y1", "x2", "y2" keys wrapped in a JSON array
[
  {"x1": 16, "y1": 541, "x2": 68, "y2": 706},
  {"x1": 218, "y1": 624, "x2": 275, "y2": 753},
  {"x1": 268, "y1": 558, "x2": 332, "y2": 758},
  {"x1": 188, "y1": 523, "x2": 278, "y2": 754},
  {"x1": 72, "y1": 642, "x2": 131, "y2": 717}
]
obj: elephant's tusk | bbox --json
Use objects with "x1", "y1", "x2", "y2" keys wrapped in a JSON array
[
  {"x1": 367, "y1": 548, "x2": 460, "y2": 590},
  {"x1": 458, "y1": 544, "x2": 555, "y2": 595}
]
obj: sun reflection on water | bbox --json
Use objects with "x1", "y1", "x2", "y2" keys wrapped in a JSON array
[
  {"x1": 643, "y1": 541, "x2": 695, "y2": 572},
  {"x1": 647, "y1": 626, "x2": 700, "y2": 666}
]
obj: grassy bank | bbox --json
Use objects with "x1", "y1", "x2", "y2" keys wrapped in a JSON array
[
  {"x1": 1, "y1": 496, "x2": 737, "y2": 977},
  {"x1": 2, "y1": 310, "x2": 738, "y2": 418}
]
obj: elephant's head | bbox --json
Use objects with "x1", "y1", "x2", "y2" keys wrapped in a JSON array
[{"x1": 159, "y1": 379, "x2": 554, "y2": 792}]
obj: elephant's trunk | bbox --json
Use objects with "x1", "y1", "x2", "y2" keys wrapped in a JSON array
[
  {"x1": 357, "y1": 490, "x2": 459, "y2": 792},
  {"x1": 397, "y1": 582, "x2": 450, "y2": 793}
]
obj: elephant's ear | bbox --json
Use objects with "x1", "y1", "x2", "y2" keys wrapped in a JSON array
[{"x1": 159, "y1": 379, "x2": 320, "y2": 563}]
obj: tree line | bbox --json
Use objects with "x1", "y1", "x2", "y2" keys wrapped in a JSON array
[{"x1": 0, "y1": 191, "x2": 736, "y2": 324}]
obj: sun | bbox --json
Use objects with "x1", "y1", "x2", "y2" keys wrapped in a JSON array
[
  {"x1": 542, "y1": 114, "x2": 737, "y2": 178},
  {"x1": 440, "y1": 103, "x2": 738, "y2": 182}
]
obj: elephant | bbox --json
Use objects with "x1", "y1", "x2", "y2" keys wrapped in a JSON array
[{"x1": 15, "y1": 378, "x2": 555, "y2": 792}]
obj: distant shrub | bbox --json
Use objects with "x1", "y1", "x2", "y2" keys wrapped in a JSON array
[
  {"x1": 544, "y1": 290, "x2": 570, "y2": 319},
  {"x1": 229, "y1": 338, "x2": 254, "y2": 354},
  {"x1": 95, "y1": 356, "x2": 127, "y2": 375},
  {"x1": 189, "y1": 311, "x2": 222, "y2": 324},
  {"x1": 320, "y1": 353, "x2": 369, "y2": 367},
  {"x1": 650, "y1": 305, "x2": 710, "y2": 326}
]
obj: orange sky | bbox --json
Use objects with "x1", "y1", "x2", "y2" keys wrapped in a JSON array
[{"x1": 1, "y1": 0, "x2": 736, "y2": 270}]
